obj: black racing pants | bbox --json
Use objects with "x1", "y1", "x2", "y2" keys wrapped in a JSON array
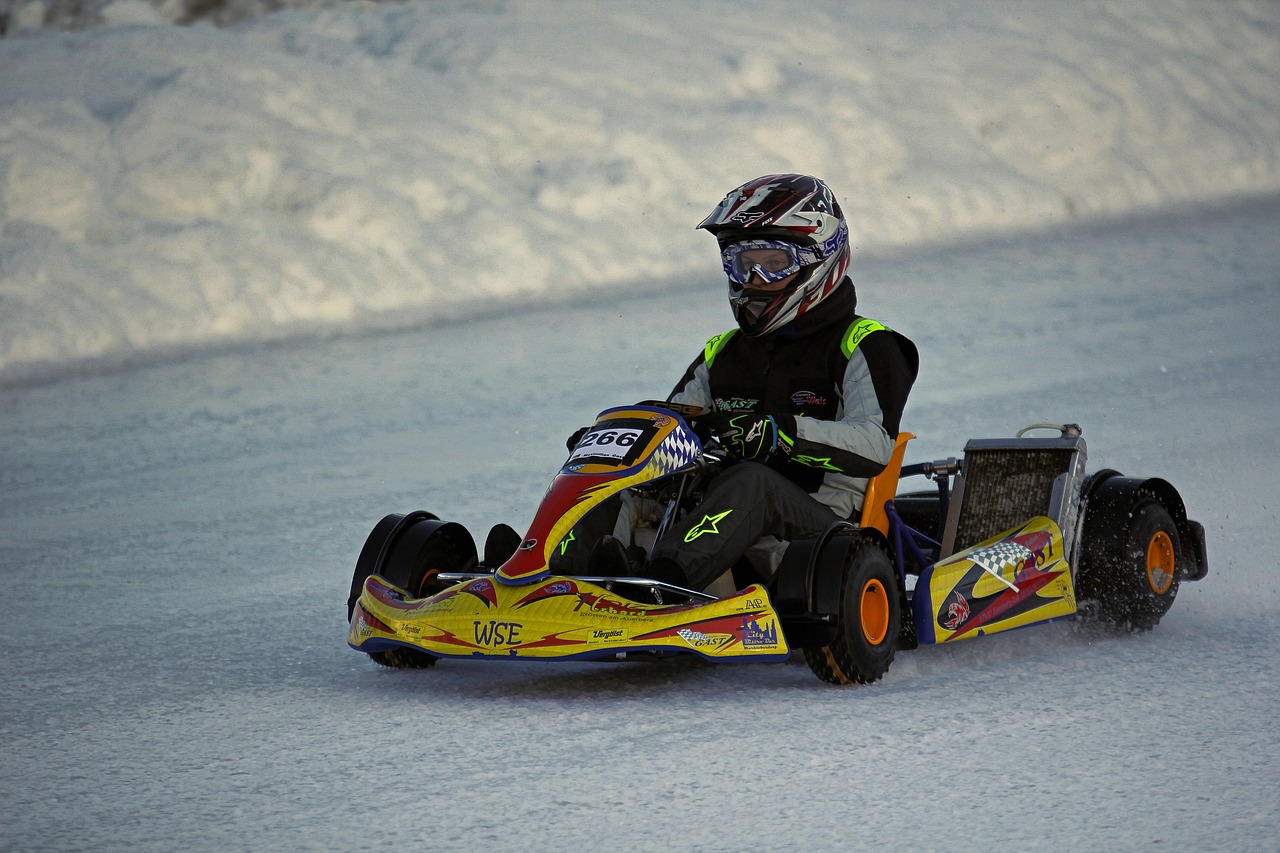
[{"x1": 651, "y1": 462, "x2": 841, "y2": 590}]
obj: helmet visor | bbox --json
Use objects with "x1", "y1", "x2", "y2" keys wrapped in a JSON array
[{"x1": 721, "y1": 239, "x2": 820, "y2": 286}]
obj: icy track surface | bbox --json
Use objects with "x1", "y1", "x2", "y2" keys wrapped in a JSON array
[{"x1": 2, "y1": 197, "x2": 1278, "y2": 852}]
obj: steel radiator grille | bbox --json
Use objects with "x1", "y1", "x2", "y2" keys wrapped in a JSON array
[{"x1": 952, "y1": 448, "x2": 1078, "y2": 552}]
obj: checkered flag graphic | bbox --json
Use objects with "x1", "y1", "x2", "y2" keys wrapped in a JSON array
[{"x1": 969, "y1": 540, "x2": 1033, "y2": 581}]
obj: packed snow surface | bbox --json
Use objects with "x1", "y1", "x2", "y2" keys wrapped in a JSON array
[
  {"x1": 2, "y1": 0, "x2": 1279, "y2": 384},
  {"x1": 1, "y1": 2, "x2": 1279, "y2": 851}
]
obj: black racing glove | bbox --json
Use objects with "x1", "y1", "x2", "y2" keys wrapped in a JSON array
[
  {"x1": 566, "y1": 426, "x2": 590, "y2": 452},
  {"x1": 699, "y1": 412, "x2": 796, "y2": 461}
]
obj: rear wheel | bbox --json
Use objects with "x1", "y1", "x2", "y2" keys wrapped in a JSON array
[
  {"x1": 1081, "y1": 498, "x2": 1182, "y2": 631},
  {"x1": 804, "y1": 540, "x2": 900, "y2": 685}
]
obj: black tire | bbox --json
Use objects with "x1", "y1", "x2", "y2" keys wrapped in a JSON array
[
  {"x1": 350, "y1": 513, "x2": 476, "y2": 669},
  {"x1": 1080, "y1": 498, "x2": 1182, "y2": 632},
  {"x1": 377, "y1": 520, "x2": 470, "y2": 600},
  {"x1": 374, "y1": 529, "x2": 472, "y2": 669},
  {"x1": 804, "y1": 540, "x2": 900, "y2": 685}
]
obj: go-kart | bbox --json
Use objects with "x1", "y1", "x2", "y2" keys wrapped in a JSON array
[{"x1": 346, "y1": 403, "x2": 1208, "y2": 685}]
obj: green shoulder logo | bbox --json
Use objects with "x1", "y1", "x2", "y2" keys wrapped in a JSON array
[{"x1": 684, "y1": 509, "x2": 734, "y2": 543}]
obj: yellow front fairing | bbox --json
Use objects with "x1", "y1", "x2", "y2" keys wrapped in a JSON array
[
  {"x1": 916, "y1": 517, "x2": 1077, "y2": 644},
  {"x1": 349, "y1": 574, "x2": 790, "y2": 662}
]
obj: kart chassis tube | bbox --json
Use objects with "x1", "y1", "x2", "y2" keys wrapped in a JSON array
[{"x1": 438, "y1": 572, "x2": 719, "y2": 603}]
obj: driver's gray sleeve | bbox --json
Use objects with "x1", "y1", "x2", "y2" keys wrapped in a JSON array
[
  {"x1": 667, "y1": 356, "x2": 713, "y2": 410},
  {"x1": 788, "y1": 347, "x2": 895, "y2": 477}
]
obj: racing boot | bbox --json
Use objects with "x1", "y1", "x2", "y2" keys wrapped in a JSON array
[
  {"x1": 644, "y1": 556, "x2": 689, "y2": 589},
  {"x1": 589, "y1": 537, "x2": 689, "y2": 604},
  {"x1": 632, "y1": 556, "x2": 691, "y2": 605},
  {"x1": 483, "y1": 523, "x2": 522, "y2": 569},
  {"x1": 587, "y1": 535, "x2": 635, "y2": 577}
]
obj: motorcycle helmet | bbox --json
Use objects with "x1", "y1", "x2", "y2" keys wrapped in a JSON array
[{"x1": 697, "y1": 174, "x2": 851, "y2": 336}]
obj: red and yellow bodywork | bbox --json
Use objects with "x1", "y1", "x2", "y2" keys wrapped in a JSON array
[
  {"x1": 496, "y1": 405, "x2": 702, "y2": 585},
  {"x1": 914, "y1": 516, "x2": 1077, "y2": 644},
  {"x1": 348, "y1": 574, "x2": 790, "y2": 662},
  {"x1": 347, "y1": 403, "x2": 792, "y2": 665}
]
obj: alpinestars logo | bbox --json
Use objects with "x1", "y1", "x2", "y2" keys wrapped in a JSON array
[
  {"x1": 744, "y1": 420, "x2": 766, "y2": 443},
  {"x1": 794, "y1": 455, "x2": 842, "y2": 471},
  {"x1": 558, "y1": 531, "x2": 575, "y2": 555},
  {"x1": 684, "y1": 510, "x2": 733, "y2": 543}
]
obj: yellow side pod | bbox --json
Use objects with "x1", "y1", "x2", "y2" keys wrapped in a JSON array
[{"x1": 915, "y1": 516, "x2": 1077, "y2": 644}]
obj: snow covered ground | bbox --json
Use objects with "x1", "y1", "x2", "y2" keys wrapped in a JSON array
[
  {"x1": 3, "y1": 0, "x2": 1279, "y2": 385},
  {"x1": 2, "y1": 2, "x2": 1279, "y2": 851}
]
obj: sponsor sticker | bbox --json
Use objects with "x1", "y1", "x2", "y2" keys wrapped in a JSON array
[
  {"x1": 790, "y1": 390, "x2": 828, "y2": 407},
  {"x1": 941, "y1": 591, "x2": 970, "y2": 631},
  {"x1": 715, "y1": 397, "x2": 759, "y2": 412},
  {"x1": 741, "y1": 617, "x2": 779, "y2": 648},
  {"x1": 677, "y1": 628, "x2": 717, "y2": 647},
  {"x1": 473, "y1": 620, "x2": 523, "y2": 647}
]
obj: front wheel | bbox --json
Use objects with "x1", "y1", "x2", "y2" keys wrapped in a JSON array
[
  {"x1": 804, "y1": 540, "x2": 900, "y2": 685},
  {"x1": 350, "y1": 512, "x2": 477, "y2": 669},
  {"x1": 371, "y1": 530, "x2": 470, "y2": 669}
]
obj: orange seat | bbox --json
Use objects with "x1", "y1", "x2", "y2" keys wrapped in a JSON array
[{"x1": 858, "y1": 431, "x2": 915, "y2": 537}]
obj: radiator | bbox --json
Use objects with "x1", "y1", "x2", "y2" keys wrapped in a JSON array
[{"x1": 941, "y1": 436, "x2": 1088, "y2": 563}]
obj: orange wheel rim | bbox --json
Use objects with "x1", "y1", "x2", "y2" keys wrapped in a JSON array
[
  {"x1": 860, "y1": 578, "x2": 890, "y2": 645},
  {"x1": 1146, "y1": 530, "x2": 1176, "y2": 594},
  {"x1": 415, "y1": 569, "x2": 440, "y2": 597}
]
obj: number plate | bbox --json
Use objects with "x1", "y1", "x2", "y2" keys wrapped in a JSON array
[{"x1": 568, "y1": 426, "x2": 646, "y2": 464}]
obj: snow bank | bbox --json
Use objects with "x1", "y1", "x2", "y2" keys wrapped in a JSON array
[{"x1": 1, "y1": 0, "x2": 1278, "y2": 383}]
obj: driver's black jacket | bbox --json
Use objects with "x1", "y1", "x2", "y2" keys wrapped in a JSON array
[{"x1": 667, "y1": 279, "x2": 918, "y2": 519}]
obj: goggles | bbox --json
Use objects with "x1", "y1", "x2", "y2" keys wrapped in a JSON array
[
  {"x1": 721, "y1": 239, "x2": 817, "y2": 286},
  {"x1": 720, "y1": 221, "x2": 847, "y2": 287}
]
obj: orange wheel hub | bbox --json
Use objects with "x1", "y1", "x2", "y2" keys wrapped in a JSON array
[
  {"x1": 1146, "y1": 530, "x2": 1176, "y2": 594},
  {"x1": 860, "y1": 578, "x2": 890, "y2": 645}
]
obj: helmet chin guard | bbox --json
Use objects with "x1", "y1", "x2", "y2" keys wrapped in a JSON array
[{"x1": 728, "y1": 259, "x2": 848, "y2": 335}]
